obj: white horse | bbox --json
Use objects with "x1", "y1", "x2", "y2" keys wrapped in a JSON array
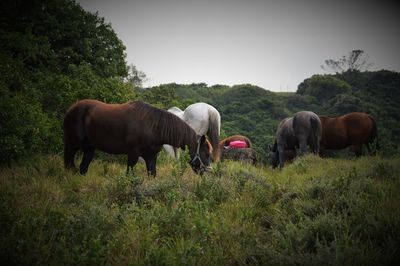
[{"x1": 163, "y1": 102, "x2": 221, "y2": 161}]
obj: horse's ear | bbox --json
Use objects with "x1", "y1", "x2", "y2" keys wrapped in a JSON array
[{"x1": 268, "y1": 144, "x2": 272, "y2": 151}]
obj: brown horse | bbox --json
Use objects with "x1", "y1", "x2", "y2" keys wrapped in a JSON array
[
  {"x1": 319, "y1": 112, "x2": 379, "y2": 156},
  {"x1": 63, "y1": 100, "x2": 212, "y2": 176},
  {"x1": 219, "y1": 135, "x2": 252, "y2": 149},
  {"x1": 219, "y1": 135, "x2": 256, "y2": 164}
]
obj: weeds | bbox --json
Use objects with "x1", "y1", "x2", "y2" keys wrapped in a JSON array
[{"x1": 1, "y1": 154, "x2": 399, "y2": 265}]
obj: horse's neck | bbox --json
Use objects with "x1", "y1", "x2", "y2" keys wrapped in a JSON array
[
  {"x1": 177, "y1": 130, "x2": 197, "y2": 158},
  {"x1": 187, "y1": 134, "x2": 198, "y2": 157},
  {"x1": 158, "y1": 118, "x2": 197, "y2": 154}
]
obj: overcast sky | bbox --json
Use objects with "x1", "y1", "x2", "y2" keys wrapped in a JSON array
[{"x1": 77, "y1": 0, "x2": 400, "y2": 92}]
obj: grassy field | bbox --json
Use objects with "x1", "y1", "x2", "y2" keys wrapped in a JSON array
[{"x1": 1, "y1": 153, "x2": 399, "y2": 265}]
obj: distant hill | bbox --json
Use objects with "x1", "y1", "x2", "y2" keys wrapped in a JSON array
[{"x1": 138, "y1": 70, "x2": 400, "y2": 159}]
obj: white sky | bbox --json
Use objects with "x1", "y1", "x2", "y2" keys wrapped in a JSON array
[{"x1": 78, "y1": 0, "x2": 400, "y2": 92}]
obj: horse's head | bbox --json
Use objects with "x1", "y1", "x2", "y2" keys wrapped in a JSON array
[
  {"x1": 268, "y1": 142, "x2": 279, "y2": 169},
  {"x1": 190, "y1": 135, "x2": 212, "y2": 175},
  {"x1": 269, "y1": 143, "x2": 297, "y2": 169}
]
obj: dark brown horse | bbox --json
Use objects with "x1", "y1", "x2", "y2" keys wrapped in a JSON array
[
  {"x1": 319, "y1": 112, "x2": 379, "y2": 156},
  {"x1": 63, "y1": 100, "x2": 212, "y2": 176},
  {"x1": 271, "y1": 111, "x2": 322, "y2": 168},
  {"x1": 219, "y1": 135, "x2": 252, "y2": 149}
]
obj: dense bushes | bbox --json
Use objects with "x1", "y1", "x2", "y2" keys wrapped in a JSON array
[
  {"x1": 297, "y1": 75, "x2": 351, "y2": 103},
  {"x1": 141, "y1": 74, "x2": 400, "y2": 159},
  {"x1": 0, "y1": 93, "x2": 52, "y2": 163},
  {"x1": 0, "y1": 0, "x2": 135, "y2": 164},
  {"x1": 0, "y1": 63, "x2": 135, "y2": 165}
]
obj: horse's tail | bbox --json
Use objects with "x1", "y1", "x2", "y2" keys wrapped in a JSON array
[
  {"x1": 368, "y1": 115, "x2": 380, "y2": 153},
  {"x1": 309, "y1": 115, "x2": 322, "y2": 153},
  {"x1": 63, "y1": 101, "x2": 91, "y2": 168},
  {"x1": 208, "y1": 108, "x2": 221, "y2": 161}
]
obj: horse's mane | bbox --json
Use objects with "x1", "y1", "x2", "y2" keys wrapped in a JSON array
[
  {"x1": 129, "y1": 101, "x2": 196, "y2": 148},
  {"x1": 318, "y1": 115, "x2": 331, "y2": 119}
]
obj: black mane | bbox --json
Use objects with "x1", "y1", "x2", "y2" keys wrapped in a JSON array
[{"x1": 129, "y1": 101, "x2": 196, "y2": 148}]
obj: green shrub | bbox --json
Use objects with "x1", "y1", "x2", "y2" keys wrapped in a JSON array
[{"x1": 1, "y1": 154, "x2": 400, "y2": 265}]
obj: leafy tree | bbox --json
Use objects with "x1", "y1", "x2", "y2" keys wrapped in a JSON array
[
  {"x1": 0, "y1": 0, "x2": 128, "y2": 78},
  {"x1": 0, "y1": 93, "x2": 52, "y2": 164},
  {"x1": 297, "y1": 75, "x2": 351, "y2": 103},
  {"x1": 0, "y1": 0, "x2": 135, "y2": 164},
  {"x1": 137, "y1": 85, "x2": 179, "y2": 109},
  {"x1": 327, "y1": 94, "x2": 363, "y2": 115},
  {"x1": 321, "y1": 49, "x2": 372, "y2": 73},
  {"x1": 126, "y1": 64, "x2": 147, "y2": 89}
]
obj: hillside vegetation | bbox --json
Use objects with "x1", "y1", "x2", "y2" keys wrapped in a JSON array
[
  {"x1": 138, "y1": 71, "x2": 400, "y2": 159},
  {"x1": 1, "y1": 154, "x2": 399, "y2": 265},
  {"x1": 1, "y1": 0, "x2": 399, "y2": 166}
]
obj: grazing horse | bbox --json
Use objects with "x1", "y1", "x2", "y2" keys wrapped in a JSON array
[
  {"x1": 319, "y1": 112, "x2": 379, "y2": 156},
  {"x1": 163, "y1": 102, "x2": 221, "y2": 161},
  {"x1": 271, "y1": 111, "x2": 321, "y2": 168},
  {"x1": 219, "y1": 135, "x2": 252, "y2": 149},
  {"x1": 63, "y1": 100, "x2": 212, "y2": 176}
]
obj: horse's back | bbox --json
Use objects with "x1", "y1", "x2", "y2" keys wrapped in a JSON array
[
  {"x1": 182, "y1": 102, "x2": 221, "y2": 161},
  {"x1": 296, "y1": 111, "x2": 321, "y2": 138},
  {"x1": 293, "y1": 111, "x2": 320, "y2": 130},
  {"x1": 183, "y1": 102, "x2": 220, "y2": 134},
  {"x1": 64, "y1": 100, "x2": 137, "y2": 154},
  {"x1": 343, "y1": 112, "x2": 375, "y2": 143},
  {"x1": 168, "y1": 107, "x2": 184, "y2": 119},
  {"x1": 276, "y1": 117, "x2": 296, "y2": 146},
  {"x1": 184, "y1": 103, "x2": 210, "y2": 121},
  {"x1": 65, "y1": 100, "x2": 132, "y2": 130},
  {"x1": 320, "y1": 112, "x2": 376, "y2": 149}
]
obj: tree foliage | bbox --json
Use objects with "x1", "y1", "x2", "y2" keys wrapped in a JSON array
[
  {"x1": 321, "y1": 49, "x2": 372, "y2": 73},
  {"x1": 297, "y1": 75, "x2": 351, "y2": 104},
  {"x1": 126, "y1": 64, "x2": 147, "y2": 89},
  {"x1": 0, "y1": 0, "x2": 134, "y2": 164},
  {"x1": 0, "y1": 0, "x2": 128, "y2": 77},
  {"x1": 143, "y1": 70, "x2": 400, "y2": 158}
]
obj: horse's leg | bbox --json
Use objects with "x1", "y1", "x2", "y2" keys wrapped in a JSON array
[
  {"x1": 127, "y1": 151, "x2": 139, "y2": 173},
  {"x1": 144, "y1": 154, "x2": 157, "y2": 177},
  {"x1": 277, "y1": 145, "x2": 285, "y2": 168},
  {"x1": 352, "y1": 144, "x2": 363, "y2": 157},
  {"x1": 298, "y1": 136, "x2": 308, "y2": 156},
  {"x1": 174, "y1": 147, "x2": 180, "y2": 159},
  {"x1": 309, "y1": 137, "x2": 320, "y2": 155},
  {"x1": 315, "y1": 138, "x2": 320, "y2": 155},
  {"x1": 64, "y1": 139, "x2": 79, "y2": 170},
  {"x1": 79, "y1": 140, "x2": 95, "y2": 175},
  {"x1": 365, "y1": 143, "x2": 373, "y2": 156},
  {"x1": 163, "y1": 144, "x2": 176, "y2": 159}
]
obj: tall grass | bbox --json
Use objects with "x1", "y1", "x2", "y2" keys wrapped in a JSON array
[{"x1": 1, "y1": 153, "x2": 399, "y2": 265}]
